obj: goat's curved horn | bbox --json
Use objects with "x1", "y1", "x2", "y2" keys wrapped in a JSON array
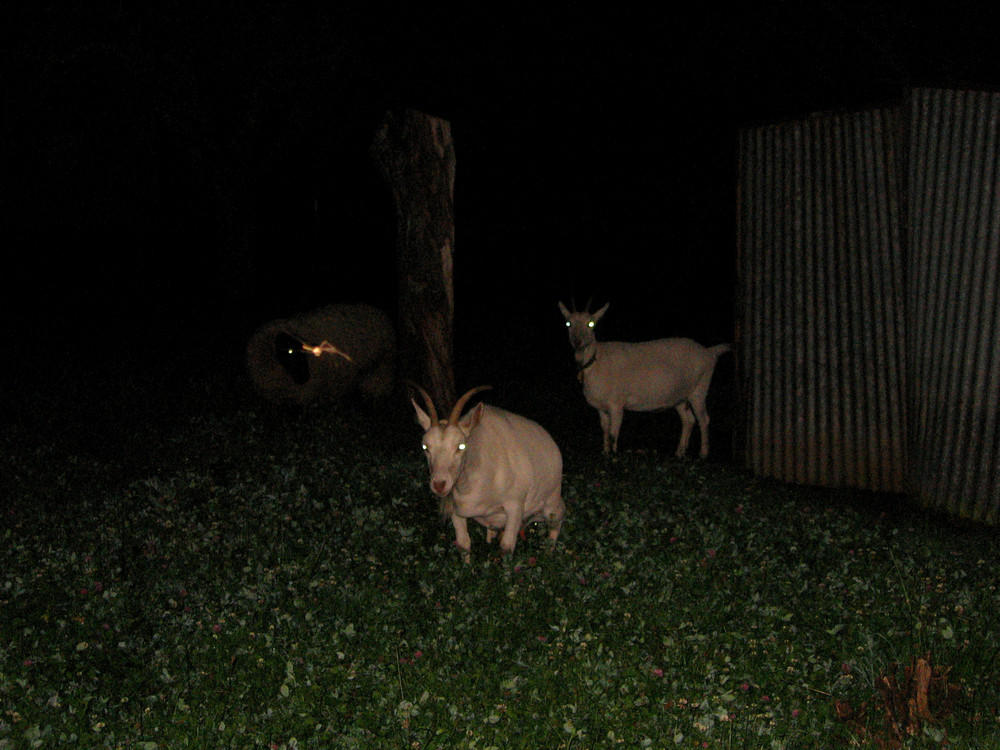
[
  {"x1": 448, "y1": 385, "x2": 492, "y2": 425},
  {"x1": 405, "y1": 380, "x2": 438, "y2": 424},
  {"x1": 570, "y1": 297, "x2": 578, "y2": 313},
  {"x1": 584, "y1": 295, "x2": 594, "y2": 313}
]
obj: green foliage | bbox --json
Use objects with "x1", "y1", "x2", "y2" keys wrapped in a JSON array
[{"x1": 2, "y1": 406, "x2": 999, "y2": 748}]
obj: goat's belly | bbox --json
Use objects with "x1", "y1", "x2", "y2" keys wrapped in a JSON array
[
  {"x1": 626, "y1": 396, "x2": 680, "y2": 411},
  {"x1": 473, "y1": 507, "x2": 551, "y2": 530},
  {"x1": 471, "y1": 510, "x2": 507, "y2": 530},
  {"x1": 450, "y1": 494, "x2": 505, "y2": 525},
  {"x1": 584, "y1": 384, "x2": 685, "y2": 413},
  {"x1": 622, "y1": 379, "x2": 691, "y2": 410}
]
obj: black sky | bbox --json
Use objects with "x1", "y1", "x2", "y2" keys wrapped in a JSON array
[{"x1": 3, "y1": 2, "x2": 999, "y2": 413}]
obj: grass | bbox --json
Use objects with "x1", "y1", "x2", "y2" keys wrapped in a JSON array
[{"x1": 2, "y1": 377, "x2": 999, "y2": 749}]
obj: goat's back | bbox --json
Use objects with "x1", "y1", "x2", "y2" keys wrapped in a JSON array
[{"x1": 469, "y1": 405, "x2": 563, "y2": 487}]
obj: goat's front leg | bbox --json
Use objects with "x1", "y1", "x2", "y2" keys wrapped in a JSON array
[
  {"x1": 451, "y1": 515, "x2": 472, "y2": 563},
  {"x1": 607, "y1": 405, "x2": 624, "y2": 453},
  {"x1": 598, "y1": 409, "x2": 612, "y2": 453}
]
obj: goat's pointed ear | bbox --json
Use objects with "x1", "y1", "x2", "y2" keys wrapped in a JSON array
[
  {"x1": 459, "y1": 401, "x2": 485, "y2": 432},
  {"x1": 593, "y1": 302, "x2": 610, "y2": 321},
  {"x1": 557, "y1": 301, "x2": 571, "y2": 319},
  {"x1": 411, "y1": 397, "x2": 432, "y2": 431}
]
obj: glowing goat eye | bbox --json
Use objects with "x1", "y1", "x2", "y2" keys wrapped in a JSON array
[
  {"x1": 458, "y1": 443, "x2": 466, "y2": 451},
  {"x1": 588, "y1": 320, "x2": 595, "y2": 328},
  {"x1": 421, "y1": 444, "x2": 428, "y2": 451},
  {"x1": 565, "y1": 321, "x2": 570, "y2": 327}
]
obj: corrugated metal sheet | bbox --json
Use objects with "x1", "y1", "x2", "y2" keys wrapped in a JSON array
[
  {"x1": 737, "y1": 107, "x2": 908, "y2": 493},
  {"x1": 738, "y1": 88, "x2": 1000, "y2": 524},
  {"x1": 906, "y1": 88, "x2": 1000, "y2": 523}
]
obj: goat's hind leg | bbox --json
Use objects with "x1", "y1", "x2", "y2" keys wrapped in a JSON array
[
  {"x1": 674, "y1": 402, "x2": 696, "y2": 458},
  {"x1": 690, "y1": 395, "x2": 711, "y2": 458},
  {"x1": 688, "y1": 369, "x2": 716, "y2": 458},
  {"x1": 497, "y1": 508, "x2": 525, "y2": 556},
  {"x1": 543, "y1": 492, "x2": 566, "y2": 549}
]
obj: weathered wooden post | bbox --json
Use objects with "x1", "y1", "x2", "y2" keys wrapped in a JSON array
[{"x1": 372, "y1": 109, "x2": 456, "y2": 409}]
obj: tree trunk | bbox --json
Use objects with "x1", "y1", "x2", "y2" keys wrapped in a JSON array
[{"x1": 372, "y1": 109, "x2": 456, "y2": 409}]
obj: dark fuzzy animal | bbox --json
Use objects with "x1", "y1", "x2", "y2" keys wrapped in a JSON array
[{"x1": 247, "y1": 304, "x2": 396, "y2": 406}]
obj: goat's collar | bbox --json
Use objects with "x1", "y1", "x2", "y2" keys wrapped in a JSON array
[
  {"x1": 574, "y1": 347, "x2": 597, "y2": 382},
  {"x1": 576, "y1": 351, "x2": 597, "y2": 372}
]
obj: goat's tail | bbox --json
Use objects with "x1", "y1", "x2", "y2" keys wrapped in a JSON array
[{"x1": 709, "y1": 343, "x2": 733, "y2": 359}]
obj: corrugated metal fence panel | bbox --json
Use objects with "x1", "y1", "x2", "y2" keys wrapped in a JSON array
[
  {"x1": 907, "y1": 88, "x2": 1000, "y2": 523},
  {"x1": 737, "y1": 109, "x2": 909, "y2": 493}
]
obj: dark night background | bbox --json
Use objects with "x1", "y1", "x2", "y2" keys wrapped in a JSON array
[{"x1": 3, "y1": 3, "x2": 999, "y2": 462}]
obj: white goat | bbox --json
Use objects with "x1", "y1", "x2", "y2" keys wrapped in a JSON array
[
  {"x1": 410, "y1": 384, "x2": 565, "y2": 563},
  {"x1": 558, "y1": 301, "x2": 731, "y2": 458}
]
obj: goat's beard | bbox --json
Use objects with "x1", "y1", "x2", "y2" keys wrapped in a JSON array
[{"x1": 438, "y1": 494, "x2": 456, "y2": 519}]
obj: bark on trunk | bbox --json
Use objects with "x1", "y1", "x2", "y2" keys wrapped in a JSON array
[{"x1": 372, "y1": 109, "x2": 456, "y2": 409}]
